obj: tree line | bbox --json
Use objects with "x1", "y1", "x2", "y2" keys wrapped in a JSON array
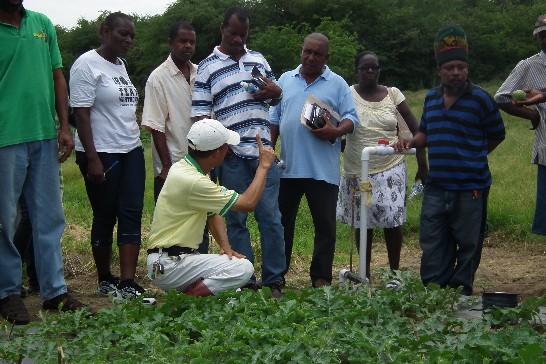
[{"x1": 56, "y1": 0, "x2": 544, "y2": 96}]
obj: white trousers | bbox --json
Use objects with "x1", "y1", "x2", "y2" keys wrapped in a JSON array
[{"x1": 146, "y1": 252, "x2": 254, "y2": 294}]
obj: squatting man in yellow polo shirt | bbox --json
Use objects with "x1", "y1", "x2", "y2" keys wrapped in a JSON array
[{"x1": 146, "y1": 119, "x2": 278, "y2": 297}]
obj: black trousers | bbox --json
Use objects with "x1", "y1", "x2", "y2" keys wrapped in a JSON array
[{"x1": 279, "y1": 178, "x2": 338, "y2": 283}]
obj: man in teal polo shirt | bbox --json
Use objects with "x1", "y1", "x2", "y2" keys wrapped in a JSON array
[{"x1": 0, "y1": 0, "x2": 87, "y2": 325}]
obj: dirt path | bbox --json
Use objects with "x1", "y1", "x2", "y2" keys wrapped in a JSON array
[
  {"x1": 287, "y1": 238, "x2": 546, "y2": 298},
  {"x1": 14, "y1": 239, "x2": 546, "y2": 324}
]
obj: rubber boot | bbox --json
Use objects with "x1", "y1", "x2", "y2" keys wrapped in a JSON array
[{"x1": 183, "y1": 278, "x2": 213, "y2": 297}]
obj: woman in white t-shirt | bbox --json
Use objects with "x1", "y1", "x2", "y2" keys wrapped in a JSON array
[
  {"x1": 70, "y1": 12, "x2": 145, "y2": 301},
  {"x1": 336, "y1": 51, "x2": 428, "y2": 285}
]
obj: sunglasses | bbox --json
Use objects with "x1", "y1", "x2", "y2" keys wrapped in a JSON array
[{"x1": 357, "y1": 65, "x2": 381, "y2": 71}]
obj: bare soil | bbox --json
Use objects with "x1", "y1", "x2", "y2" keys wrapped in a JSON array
[{"x1": 14, "y1": 236, "x2": 546, "y2": 324}]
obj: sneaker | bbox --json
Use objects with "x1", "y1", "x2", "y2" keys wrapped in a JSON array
[
  {"x1": 97, "y1": 275, "x2": 120, "y2": 296},
  {"x1": 114, "y1": 280, "x2": 145, "y2": 303},
  {"x1": 42, "y1": 293, "x2": 90, "y2": 313},
  {"x1": 386, "y1": 279, "x2": 402, "y2": 290},
  {"x1": 0, "y1": 294, "x2": 30, "y2": 325}
]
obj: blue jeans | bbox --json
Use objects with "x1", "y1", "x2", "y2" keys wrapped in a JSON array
[
  {"x1": 473, "y1": 187, "x2": 490, "y2": 279},
  {"x1": 0, "y1": 139, "x2": 67, "y2": 301},
  {"x1": 14, "y1": 194, "x2": 39, "y2": 289},
  {"x1": 219, "y1": 154, "x2": 285, "y2": 286},
  {"x1": 419, "y1": 185, "x2": 484, "y2": 296},
  {"x1": 532, "y1": 164, "x2": 546, "y2": 235}
]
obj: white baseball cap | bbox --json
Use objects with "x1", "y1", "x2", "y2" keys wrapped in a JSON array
[
  {"x1": 533, "y1": 14, "x2": 546, "y2": 35},
  {"x1": 187, "y1": 118, "x2": 240, "y2": 151}
]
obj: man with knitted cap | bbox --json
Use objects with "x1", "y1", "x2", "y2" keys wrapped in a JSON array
[
  {"x1": 395, "y1": 25, "x2": 505, "y2": 296},
  {"x1": 495, "y1": 13, "x2": 546, "y2": 237},
  {"x1": 146, "y1": 119, "x2": 279, "y2": 297},
  {"x1": 434, "y1": 24, "x2": 469, "y2": 66}
]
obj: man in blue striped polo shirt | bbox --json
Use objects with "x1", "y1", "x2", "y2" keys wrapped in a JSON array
[
  {"x1": 395, "y1": 25, "x2": 505, "y2": 295},
  {"x1": 191, "y1": 7, "x2": 285, "y2": 297}
]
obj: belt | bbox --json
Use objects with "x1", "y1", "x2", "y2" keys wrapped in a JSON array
[{"x1": 147, "y1": 246, "x2": 197, "y2": 256}]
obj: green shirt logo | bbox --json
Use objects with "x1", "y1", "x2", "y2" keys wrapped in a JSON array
[{"x1": 33, "y1": 29, "x2": 48, "y2": 43}]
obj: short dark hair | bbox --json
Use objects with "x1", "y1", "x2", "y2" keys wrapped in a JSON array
[
  {"x1": 100, "y1": 12, "x2": 132, "y2": 32},
  {"x1": 223, "y1": 7, "x2": 250, "y2": 26},
  {"x1": 187, "y1": 146, "x2": 218, "y2": 160},
  {"x1": 303, "y1": 33, "x2": 330, "y2": 53},
  {"x1": 354, "y1": 51, "x2": 378, "y2": 69},
  {"x1": 168, "y1": 21, "x2": 194, "y2": 39}
]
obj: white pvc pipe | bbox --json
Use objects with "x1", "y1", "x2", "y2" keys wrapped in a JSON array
[{"x1": 358, "y1": 146, "x2": 416, "y2": 280}]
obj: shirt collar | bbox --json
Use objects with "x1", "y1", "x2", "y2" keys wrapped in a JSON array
[
  {"x1": 166, "y1": 55, "x2": 196, "y2": 77},
  {"x1": 184, "y1": 155, "x2": 205, "y2": 175},
  {"x1": 293, "y1": 64, "x2": 332, "y2": 81},
  {"x1": 213, "y1": 45, "x2": 249, "y2": 60}
]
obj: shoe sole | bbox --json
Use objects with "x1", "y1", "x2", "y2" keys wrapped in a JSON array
[
  {"x1": 143, "y1": 298, "x2": 156, "y2": 305},
  {"x1": 112, "y1": 295, "x2": 156, "y2": 305}
]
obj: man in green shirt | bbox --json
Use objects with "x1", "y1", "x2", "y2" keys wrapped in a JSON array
[{"x1": 0, "y1": 0, "x2": 87, "y2": 325}]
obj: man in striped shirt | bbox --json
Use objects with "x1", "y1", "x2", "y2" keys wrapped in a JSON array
[
  {"x1": 191, "y1": 7, "x2": 285, "y2": 297},
  {"x1": 395, "y1": 25, "x2": 505, "y2": 295},
  {"x1": 494, "y1": 14, "x2": 546, "y2": 237}
]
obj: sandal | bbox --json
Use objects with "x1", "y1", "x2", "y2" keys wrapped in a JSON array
[
  {"x1": 42, "y1": 293, "x2": 90, "y2": 313},
  {"x1": 0, "y1": 294, "x2": 30, "y2": 325}
]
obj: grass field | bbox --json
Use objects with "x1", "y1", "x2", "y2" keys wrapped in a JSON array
[{"x1": 59, "y1": 82, "x2": 544, "y2": 271}]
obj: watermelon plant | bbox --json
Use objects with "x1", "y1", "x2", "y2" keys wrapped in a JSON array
[{"x1": 1, "y1": 273, "x2": 544, "y2": 363}]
